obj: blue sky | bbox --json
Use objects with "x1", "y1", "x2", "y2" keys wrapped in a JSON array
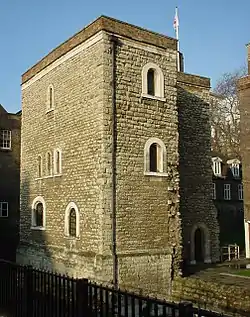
[{"x1": 1, "y1": 0, "x2": 249, "y2": 113}]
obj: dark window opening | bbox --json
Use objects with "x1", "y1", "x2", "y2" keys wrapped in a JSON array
[
  {"x1": 150, "y1": 143, "x2": 158, "y2": 172},
  {"x1": 49, "y1": 87, "x2": 53, "y2": 108},
  {"x1": 35, "y1": 203, "x2": 43, "y2": 227},
  {"x1": 147, "y1": 69, "x2": 155, "y2": 96},
  {"x1": 69, "y1": 208, "x2": 76, "y2": 237}
]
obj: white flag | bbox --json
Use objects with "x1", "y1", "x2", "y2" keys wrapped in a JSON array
[{"x1": 173, "y1": 7, "x2": 179, "y2": 31}]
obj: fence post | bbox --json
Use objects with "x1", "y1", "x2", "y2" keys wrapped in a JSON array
[
  {"x1": 76, "y1": 278, "x2": 89, "y2": 317},
  {"x1": 24, "y1": 265, "x2": 33, "y2": 317},
  {"x1": 179, "y1": 301, "x2": 193, "y2": 317}
]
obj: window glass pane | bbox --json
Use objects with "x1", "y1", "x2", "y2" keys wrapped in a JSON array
[
  {"x1": 36, "y1": 203, "x2": 43, "y2": 227},
  {"x1": 149, "y1": 143, "x2": 157, "y2": 172},
  {"x1": 56, "y1": 151, "x2": 60, "y2": 174},
  {"x1": 69, "y1": 208, "x2": 76, "y2": 237},
  {"x1": 0, "y1": 130, "x2": 11, "y2": 149},
  {"x1": 0, "y1": 202, "x2": 8, "y2": 217},
  {"x1": 147, "y1": 69, "x2": 155, "y2": 96},
  {"x1": 38, "y1": 156, "x2": 42, "y2": 177}
]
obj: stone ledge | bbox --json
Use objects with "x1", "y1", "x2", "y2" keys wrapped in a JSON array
[
  {"x1": 177, "y1": 72, "x2": 210, "y2": 88},
  {"x1": 22, "y1": 15, "x2": 177, "y2": 84}
]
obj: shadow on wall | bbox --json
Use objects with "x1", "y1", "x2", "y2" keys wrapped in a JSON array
[
  {"x1": 177, "y1": 86, "x2": 220, "y2": 268},
  {"x1": 16, "y1": 173, "x2": 52, "y2": 270}
]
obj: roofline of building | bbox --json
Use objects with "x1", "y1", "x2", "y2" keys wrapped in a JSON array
[{"x1": 22, "y1": 15, "x2": 177, "y2": 84}]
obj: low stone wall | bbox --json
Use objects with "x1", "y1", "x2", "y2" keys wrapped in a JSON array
[{"x1": 172, "y1": 277, "x2": 250, "y2": 316}]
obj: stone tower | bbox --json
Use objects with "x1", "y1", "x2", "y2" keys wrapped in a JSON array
[{"x1": 17, "y1": 16, "x2": 219, "y2": 296}]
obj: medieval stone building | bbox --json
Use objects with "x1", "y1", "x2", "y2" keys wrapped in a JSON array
[
  {"x1": 238, "y1": 43, "x2": 250, "y2": 258},
  {"x1": 0, "y1": 105, "x2": 21, "y2": 261},
  {"x1": 17, "y1": 16, "x2": 219, "y2": 295}
]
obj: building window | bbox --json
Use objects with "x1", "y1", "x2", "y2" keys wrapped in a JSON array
[
  {"x1": 238, "y1": 184, "x2": 243, "y2": 200},
  {"x1": 224, "y1": 184, "x2": 231, "y2": 200},
  {"x1": 47, "y1": 84, "x2": 54, "y2": 111},
  {"x1": 144, "y1": 137, "x2": 166, "y2": 175},
  {"x1": 65, "y1": 202, "x2": 80, "y2": 238},
  {"x1": 46, "y1": 151, "x2": 53, "y2": 175},
  {"x1": 37, "y1": 155, "x2": 42, "y2": 178},
  {"x1": 147, "y1": 69, "x2": 155, "y2": 96},
  {"x1": 54, "y1": 149, "x2": 62, "y2": 175},
  {"x1": 212, "y1": 157, "x2": 222, "y2": 176},
  {"x1": 212, "y1": 183, "x2": 216, "y2": 200},
  {"x1": 231, "y1": 163, "x2": 240, "y2": 177},
  {"x1": 31, "y1": 196, "x2": 46, "y2": 229},
  {"x1": 0, "y1": 130, "x2": 11, "y2": 150},
  {"x1": 141, "y1": 62, "x2": 164, "y2": 100},
  {"x1": 0, "y1": 202, "x2": 8, "y2": 217}
]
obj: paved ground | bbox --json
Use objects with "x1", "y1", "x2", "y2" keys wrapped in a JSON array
[{"x1": 187, "y1": 259, "x2": 250, "y2": 288}]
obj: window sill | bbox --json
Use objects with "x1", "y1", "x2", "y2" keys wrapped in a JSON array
[
  {"x1": 64, "y1": 235, "x2": 80, "y2": 240},
  {"x1": 46, "y1": 108, "x2": 54, "y2": 114},
  {"x1": 31, "y1": 226, "x2": 45, "y2": 231},
  {"x1": 0, "y1": 148, "x2": 11, "y2": 151},
  {"x1": 141, "y1": 94, "x2": 166, "y2": 102},
  {"x1": 35, "y1": 174, "x2": 62, "y2": 180},
  {"x1": 144, "y1": 171, "x2": 169, "y2": 177}
]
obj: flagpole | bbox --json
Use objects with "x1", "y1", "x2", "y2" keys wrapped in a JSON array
[{"x1": 174, "y1": 7, "x2": 180, "y2": 71}]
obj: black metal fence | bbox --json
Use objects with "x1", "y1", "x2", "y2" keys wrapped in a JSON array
[{"x1": 0, "y1": 260, "x2": 229, "y2": 317}]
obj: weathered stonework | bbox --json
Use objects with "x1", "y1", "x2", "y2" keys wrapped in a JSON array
[{"x1": 17, "y1": 16, "x2": 219, "y2": 296}]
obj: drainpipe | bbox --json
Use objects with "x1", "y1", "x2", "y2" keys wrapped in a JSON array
[{"x1": 110, "y1": 35, "x2": 118, "y2": 289}]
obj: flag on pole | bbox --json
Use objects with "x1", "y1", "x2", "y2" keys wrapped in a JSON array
[{"x1": 173, "y1": 7, "x2": 179, "y2": 32}]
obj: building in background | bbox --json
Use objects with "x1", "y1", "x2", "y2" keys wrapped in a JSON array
[
  {"x1": 238, "y1": 43, "x2": 250, "y2": 258},
  {"x1": 0, "y1": 105, "x2": 21, "y2": 261},
  {"x1": 17, "y1": 16, "x2": 219, "y2": 295},
  {"x1": 211, "y1": 153, "x2": 244, "y2": 248}
]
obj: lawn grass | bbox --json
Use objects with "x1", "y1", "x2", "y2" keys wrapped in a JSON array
[{"x1": 233, "y1": 269, "x2": 250, "y2": 277}]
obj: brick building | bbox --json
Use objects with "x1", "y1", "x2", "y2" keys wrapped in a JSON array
[
  {"x1": 17, "y1": 16, "x2": 220, "y2": 295},
  {"x1": 0, "y1": 105, "x2": 21, "y2": 261},
  {"x1": 238, "y1": 43, "x2": 250, "y2": 258},
  {"x1": 211, "y1": 154, "x2": 244, "y2": 247}
]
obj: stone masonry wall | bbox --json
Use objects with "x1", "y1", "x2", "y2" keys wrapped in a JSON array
[
  {"x1": 17, "y1": 33, "x2": 110, "y2": 280},
  {"x1": 101, "y1": 33, "x2": 182, "y2": 295},
  {"x1": 177, "y1": 74, "x2": 220, "y2": 263}
]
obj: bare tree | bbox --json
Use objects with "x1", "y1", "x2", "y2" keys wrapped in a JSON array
[{"x1": 210, "y1": 68, "x2": 247, "y2": 158}]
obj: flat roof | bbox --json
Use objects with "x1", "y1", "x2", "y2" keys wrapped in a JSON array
[{"x1": 22, "y1": 15, "x2": 177, "y2": 84}]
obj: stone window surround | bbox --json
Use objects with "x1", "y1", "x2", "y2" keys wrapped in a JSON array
[
  {"x1": 37, "y1": 155, "x2": 42, "y2": 178},
  {"x1": 46, "y1": 151, "x2": 53, "y2": 176},
  {"x1": 46, "y1": 84, "x2": 55, "y2": 113},
  {"x1": 31, "y1": 196, "x2": 46, "y2": 230},
  {"x1": 54, "y1": 148, "x2": 62, "y2": 175},
  {"x1": 35, "y1": 149, "x2": 62, "y2": 180},
  {"x1": 224, "y1": 183, "x2": 231, "y2": 200},
  {"x1": 0, "y1": 202, "x2": 8, "y2": 217},
  {"x1": 144, "y1": 137, "x2": 168, "y2": 177},
  {"x1": 141, "y1": 62, "x2": 165, "y2": 102},
  {"x1": 64, "y1": 202, "x2": 80, "y2": 239},
  {"x1": 238, "y1": 184, "x2": 243, "y2": 200},
  {"x1": 212, "y1": 157, "x2": 222, "y2": 177}
]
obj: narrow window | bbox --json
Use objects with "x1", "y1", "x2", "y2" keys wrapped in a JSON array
[
  {"x1": 147, "y1": 69, "x2": 155, "y2": 96},
  {"x1": 149, "y1": 143, "x2": 157, "y2": 172},
  {"x1": 49, "y1": 87, "x2": 53, "y2": 108},
  {"x1": 213, "y1": 161, "x2": 221, "y2": 176},
  {"x1": 232, "y1": 163, "x2": 239, "y2": 177},
  {"x1": 212, "y1": 183, "x2": 216, "y2": 200},
  {"x1": 0, "y1": 130, "x2": 11, "y2": 150},
  {"x1": 69, "y1": 208, "x2": 76, "y2": 237},
  {"x1": 47, "y1": 85, "x2": 54, "y2": 111},
  {"x1": 0, "y1": 202, "x2": 8, "y2": 217},
  {"x1": 238, "y1": 184, "x2": 243, "y2": 200},
  {"x1": 54, "y1": 150, "x2": 61, "y2": 175},
  {"x1": 35, "y1": 202, "x2": 43, "y2": 227},
  {"x1": 38, "y1": 156, "x2": 42, "y2": 177},
  {"x1": 46, "y1": 152, "x2": 52, "y2": 175},
  {"x1": 224, "y1": 184, "x2": 231, "y2": 200}
]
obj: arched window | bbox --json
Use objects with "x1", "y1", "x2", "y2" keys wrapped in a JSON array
[
  {"x1": 31, "y1": 196, "x2": 46, "y2": 229},
  {"x1": 69, "y1": 208, "x2": 76, "y2": 237},
  {"x1": 37, "y1": 155, "x2": 42, "y2": 178},
  {"x1": 54, "y1": 149, "x2": 62, "y2": 175},
  {"x1": 46, "y1": 152, "x2": 53, "y2": 175},
  {"x1": 144, "y1": 138, "x2": 166, "y2": 175},
  {"x1": 142, "y1": 63, "x2": 164, "y2": 100},
  {"x1": 147, "y1": 69, "x2": 155, "y2": 96},
  {"x1": 65, "y1": 202, "x2": 80, "y2": 238},
  {"x1": 47, "y1": 84, "x2": 54, "y2": 111}
]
